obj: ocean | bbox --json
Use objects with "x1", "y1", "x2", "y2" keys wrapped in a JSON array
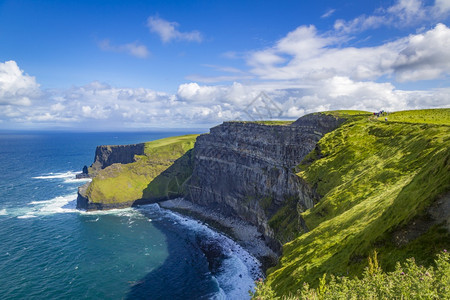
[{"x1": 0, "y1": 131, "x2": 262, "y2": 299}]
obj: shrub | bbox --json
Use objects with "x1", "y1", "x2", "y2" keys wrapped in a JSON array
[{"x1": 251, "y1": 250, "x2": 450, "y2": 299}]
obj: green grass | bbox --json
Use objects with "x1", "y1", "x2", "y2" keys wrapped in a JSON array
[
  {"x1": 384, "y1": 108, "x2": 450, "y2": 125},
  {"x1": 229, "y1": 120, "x2": 295, "y2": 126},
  {"x1": 266, "y1": 109, "x2": 450, "y2": 296},
  {"x1": 321, "y1": 110, "x2": 372, "y2": 117},
  {"x1": 86, "y1": 134, "x2": 199, "y2": 204}
]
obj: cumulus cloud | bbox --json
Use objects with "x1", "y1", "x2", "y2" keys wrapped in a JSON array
[
  {"x1": 393, "y1": 23, "x2": 450, "y2": 81},
  {"x1": 334, "y1": 0, "x2": 450, "y2": 33},
  {"x1": 2, "y1": 31, "x2": 449, "y2": 132},
  {"x1": 0, "y1": 60, "x2": 41, "y2": 106},
  {"x1": 147, "y1": 15, "x2": 202, "y2": 43},
  {"x1": 98, "y1": 39, "x2": 149, "y2": 58},
  {"x1": 246, "y1": 23, "x2": 450, "y2": 83}
]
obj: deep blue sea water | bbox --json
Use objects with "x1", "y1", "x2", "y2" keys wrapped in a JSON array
[{"x1": 0, "y1": 131, "x2": 262, "y2": 299}]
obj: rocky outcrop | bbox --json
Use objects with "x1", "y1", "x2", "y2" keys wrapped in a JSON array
[
  {"x1": 75, "y1": 165, "x2": 89, "y2": 179},
  {"x1": 186, "y1": 114, "x2": 345, "y2": 250}
]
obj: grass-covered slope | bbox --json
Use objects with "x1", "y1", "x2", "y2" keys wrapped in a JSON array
[
  {"x1": 85, "y1": 134, "x2": 199, "y2": 204},
  {"x1": 387, "y1": 108, "x2": 450, "y2": 125},
  {"x1": 266, "y1": 109, "x2": 450, "y2": 296}
]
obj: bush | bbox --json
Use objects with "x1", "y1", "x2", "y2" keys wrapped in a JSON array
[{"x1": 251, "y1": 250, "x2": 450, "y2": 299}]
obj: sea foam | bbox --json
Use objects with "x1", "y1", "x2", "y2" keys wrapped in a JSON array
[
  {"x1": 32, "y1": 171, "x2": 79, "y2": 180},
  {"x1": 32, "y1": 171, "x2": 91, "y2": 184},
  {"x1": 139, "y1": 204, "x2": 262, "y2": 299}
]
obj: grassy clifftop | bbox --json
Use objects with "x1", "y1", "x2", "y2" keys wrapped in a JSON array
[
  {"x1": 266, "y1": 109, "x2": 450, "y2": 296},
  {"x1": 85, "y1": 134, "x2": 199, "y2": 204}
]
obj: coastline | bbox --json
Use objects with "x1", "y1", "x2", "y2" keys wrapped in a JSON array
[{"x1": 159, "y1": 198, "x2": 279, "y2": 272}]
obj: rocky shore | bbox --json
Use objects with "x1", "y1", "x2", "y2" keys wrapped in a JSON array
[{"x1": 159, "y1": 198, "x2": 278, "y2": 271}]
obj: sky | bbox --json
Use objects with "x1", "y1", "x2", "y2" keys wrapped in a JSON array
[{"x1": 0, "y1": 0, "x2": 449, "y2": 131}]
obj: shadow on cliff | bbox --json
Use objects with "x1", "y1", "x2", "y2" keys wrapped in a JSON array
[
  {"x1": 134, "y1": 149, "x2": 194, "y2": 206},
  {"x1": 125, "y1": 209, "x2": 220, "y2": 300}
]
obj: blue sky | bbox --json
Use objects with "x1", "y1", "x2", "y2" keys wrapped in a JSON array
[{"x1": 0, "y1": 0, "x2": 449, "y2": 130}]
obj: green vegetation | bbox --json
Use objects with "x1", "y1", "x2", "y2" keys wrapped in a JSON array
[
  {"x1": 86, "y1": 134, "x2": 199, "y2": 204},
  {"x1": 252, "y1": 251, "x2": 450, "y2": 299},
  {"x1": 265, "y1": 108, "x2": 450, "y2": 296},
  {"x1": 230, "y1": 120, "x2": 295, "y2": 126},
  {"x1": 252, "y1": 120, "x2": 295, "y2": 126},
  {"x1": 268, "y1": 196, "x2": 304, "y2": 244},
  {"x1": 321, "y1": 110, "x2": 372, "y2": 117},
  {"x1": 384, "y1": 108, "x2": 450, "y2": 125}
]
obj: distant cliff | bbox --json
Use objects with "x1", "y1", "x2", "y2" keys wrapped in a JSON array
[{"x1": 77, "y1": 135, "x2": 198, "y2": 210}]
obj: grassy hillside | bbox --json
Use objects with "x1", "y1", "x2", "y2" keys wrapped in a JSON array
[
  {"x1": 265, "y1": 109, "x2": 450, "y2": 296},
  {"x1": 386, "y1": 108, "x2": 450, "y2": 125},
  {"x1": 86, "y1": 134, "x2": 199, "y2": 204},
  {"x1": 229, "y1": 120, "x2": 295, "y2": 125}
]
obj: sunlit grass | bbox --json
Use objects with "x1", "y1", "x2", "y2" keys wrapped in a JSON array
[
  {"x1": 266, "y1": 109, "x2": 450, "y2": 296},
  {"x1": 86, "y1": 134, "x2": 199, "y2": 204},
  {"x1": 385, "y1": 108, "x2": 450, "y2": 125}
]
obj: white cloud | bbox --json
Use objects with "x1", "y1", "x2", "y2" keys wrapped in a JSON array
[
  {"x1": 436, "y1": 0, "x2": 450, "y2": 13},
  {"x1": 0, "y1": 60, "x2": 41, "y2": 106},
  {"x1": 98, "y1": 39, "x2": 149, "y2": 58},
  {"x1": 51, "y1": 102, "x2": 65, "y2": 111},
  {"x1": 246, "y1": 23, "x2": 450, "y2": 83},
  {"x1": 334, "y1": 0, "x2": 450, "y2": 33},
  {"x1": 147, "y1": 16, "x2": 202, "y2": 43},
  {"x1": 393, "y1": 23, "x2": 450, "y2": 81},
  {"x1": 2, "y1": 40, "x2": 449, "y2": 131},
  {"x1": 321, "y1": 8, "x2": 336, "y2": 19}
]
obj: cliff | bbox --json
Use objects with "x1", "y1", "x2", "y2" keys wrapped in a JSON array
[
  {"x1": 90, "y1": 143, "x2": 145, "y2": 175},
  {"x1": 186, "y1": 113, "x2": 346, "y2": 249},
  {"x1": 76, "y1": 109, "x2": 450, "y2": 297},
  {"x1": 77, "y1": 134, "x2": 198, "y2": 210}
]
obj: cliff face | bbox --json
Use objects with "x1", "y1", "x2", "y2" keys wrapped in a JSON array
[
  {"x1": 89, "y1": 143, "x2": 145, "y2": 176},
  {"x1": 77, "y1": 135, "x2": 199, "y2": 210},
  {"x1": 186, "y1": 114, "x2": 345, "y2": 248},
  {"x1": 77, "y1": 114, "x2": 345, "y2": 244}
]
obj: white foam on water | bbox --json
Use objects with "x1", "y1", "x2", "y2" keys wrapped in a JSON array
[
  {"x1": 80, "y1": 207, "x2": 140, "y2": 217},
  {"x1": 139, "y1": 204, "x2": 263, "y2": 300},
  {"x1": 64, "y1": 177, "x2": 91, "y2": 184},
  {"x1": 0, "y1": 209, "x2": 7, "y2": 216},
  {"x1": 17, "y1": 214, "x2": 37, "y2": 219},
  {"x1": 32, "y1": 171, "x2": 92, "y2": 184},
  {"x1": 16, "y1": 194, "x2": 79, "y2": 218},
  {"x1": 32, "y1": 171, "x2": 78, "y2": 180}
]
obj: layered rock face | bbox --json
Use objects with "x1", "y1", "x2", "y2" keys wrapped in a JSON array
[
  {"x1": 186, "y1": 114, "x2": 345, "y2": 249},
  {"x1": 76, "y1": 113, "x2": 344, "y2": 250},
  {"x1": 89, "y1": 143, "x2": 145, "y2": 175}
]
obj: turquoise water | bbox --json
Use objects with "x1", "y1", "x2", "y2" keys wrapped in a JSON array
[{"x1": 0, "y1": 132, "x2": 261, "y2": 299}]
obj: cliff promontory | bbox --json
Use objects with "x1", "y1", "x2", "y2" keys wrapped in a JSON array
[{"x1": 77, "y1": 134, "x2": 198, "y2": 210}]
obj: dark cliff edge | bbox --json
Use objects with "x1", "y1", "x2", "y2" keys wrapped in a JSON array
[{"x1": 91, "y1": 143, "x2": 145, "y2": 175}]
